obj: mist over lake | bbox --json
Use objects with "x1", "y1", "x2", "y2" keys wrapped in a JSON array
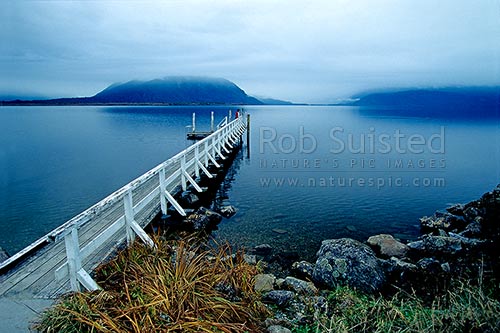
[{"x1": 1, "y1": 105, "x2": 498, "y2": 257}]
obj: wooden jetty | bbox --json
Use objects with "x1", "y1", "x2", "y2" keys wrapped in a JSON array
[{"x1": 0, "y1": 114, "x2": 247, "y2": 300}]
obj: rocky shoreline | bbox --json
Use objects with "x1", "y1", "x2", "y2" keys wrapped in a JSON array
[
  {"x1": 164, "y1": 183, "x2": 500, "y2": 331},
  {"x1": 35, "y1": 184, "x2": 499, "y2": 332},
  {"x1": 219, "y1": 184, "x2": 500, "y2": 332},
  {"x1": 157, "y1": 183, "x2": 499, "y2": 331}
]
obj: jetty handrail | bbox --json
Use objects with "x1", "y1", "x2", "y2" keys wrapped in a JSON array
[
  {"x1": 216, "y1": 116, "x2": 228, "y2": 129},
  {"x1": 55, "y1": 114, "x2": 246, "y2": 291},
  {"x1": 58, "y1": 115, "x2": 245, "y2": 239},
  {"x1": 0, "y1": 115, "x2": 247, "y2": 291}
]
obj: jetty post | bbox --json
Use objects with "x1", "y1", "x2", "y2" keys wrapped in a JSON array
[
  {"x1": 246, "y1": 113, "x2": 250, "y2": 158},
  {"x1": 192, "y1": 112, "x2": 196, "y2": 133},
  {"x1": 210, "y1": 111, "x2": 214, "y2": 132}
]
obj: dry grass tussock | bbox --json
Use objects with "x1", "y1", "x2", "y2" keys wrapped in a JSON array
[{"x1": 35, "y1": 236, "x2": 269, "y2": 332}]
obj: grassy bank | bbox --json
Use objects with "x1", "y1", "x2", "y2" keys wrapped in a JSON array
[
  {"x1": 35, "y1": 236, "x2": 499, "y2": 333},
  {"x1": 295, "y1": 281, "x2": 499, "y2": 333}
]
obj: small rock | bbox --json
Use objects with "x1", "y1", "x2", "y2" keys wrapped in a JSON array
[
  {"x1": 292, "y1": 311, "x2": 309, "y2": 326},
  {"x1": 459, "y1": 220, "x2": 482, "y2": 238},
  {"x1": 264, "y1": 318, "x2": 292, "y2": 329},
  {"x1": 446, "y1": 203, "x2": 465, "y2": 216},
  {"x1": 291, "y1": 261, "x2": 314, "y2": 280},
  {"x1": 463, "y1": 206, "x2": 481, "y2": 221},
  {"x1": 384, "y1": 257, "x2": 418, "y2": 273},
  {"x1": 254, "y1": 274, "x2": 276, "y2": 293},
  {"x1": 263, "y1": 290, "x2": 295, "y2": 307},
  {"x1": 382, "y1": 257, "x2": 418, "y2": 285},
  {"x1": 407, "y1": 240, "x2": 425, "y2": 251},
  {"x1": 254, "y1": 244, "x2": 273, "y2": 255},
  {"x1": 448, "y1": 232, "x2": 485, "y2": 248},
  {"x1": 184, "y1": 207, "x2": 222, "y2": 231},
  {"x1": 421, "y1": 235, "x2": 462, "y2": 254},
  {"x1": 417, "y1": 258, "x2": 442, "y2": 273},
  {"x1": 408, "y1": 235, "x2": 462, "y2": 256},
  {"x1": 283, "y1": 277, "x2": 318, "y2": 295},
  {"x1": 420, "y1": 213, "x2": 466, "y2": 233},
  {"x1": 219, "y1": 205, "x2": 237, "y2": 218},
  {"x1": 243, "y1": 254, "x2": 257, "y2": 265},
  {"x1": 267, "y1": 325, "x2": 292, "y2": 333},
  {"x1": 272, "y1": 228, "x2": 288, "y2": 234},
  {"x1": 367, "y1": 234, "x2": 409, "y2": 259},
  {"x1": 275, "y1": 278, "x2": 286, "y2": 289},
  {"x1": 441, "y1": 262, "x2": 451, "y2": 273},
  {"x1": 345, "y1": 225, "x2": 357, "y2": 232},
  {"x1": 313, "y1": 296, "x2": 328, "y2": 314},
  {"x1": 214, "y1": 282, "x2": 240, "y2": 302},
  {"x1": 438, "y1": 229, "x2": 448, "y2": 237},
  {"x1": 179, "y1": 191, "x2": 200, "y2": 207}
]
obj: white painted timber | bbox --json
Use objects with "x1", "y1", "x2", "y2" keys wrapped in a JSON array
[{"x1": 0, "y1": 115, "x2": 246, "y2": 296}]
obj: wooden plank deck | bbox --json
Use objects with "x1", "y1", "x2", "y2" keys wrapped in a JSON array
[
  {"x1": 187, "y1": 131, "x2": 213, "y2": 140},
  {"x1": 0, "y1": 116, "x2": 246, "y2": 300}
]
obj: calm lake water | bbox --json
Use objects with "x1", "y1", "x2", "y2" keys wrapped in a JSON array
[{"x1": 1, "y1": 105, "x2": 499, "y2": 259}]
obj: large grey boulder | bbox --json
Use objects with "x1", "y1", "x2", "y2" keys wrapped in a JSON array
[{"x1": 312, "y1": 238, "x2": 385, "y2": 293}]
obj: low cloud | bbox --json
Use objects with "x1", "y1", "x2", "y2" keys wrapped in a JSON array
[{"x1": 1, "y1": 0, "x2": 499, "y2": 103}]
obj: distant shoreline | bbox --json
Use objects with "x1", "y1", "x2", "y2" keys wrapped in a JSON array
[
  {"x1": 0, "y1": 101, "x2": 255, "y2": 106},
  {"x1": 0, "y1": 101, "x2": 311, "y2": 107}
]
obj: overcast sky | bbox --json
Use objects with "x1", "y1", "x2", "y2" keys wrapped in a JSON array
[{"x1": 1, "y1": 0, "x2": 499, "y2": 103}]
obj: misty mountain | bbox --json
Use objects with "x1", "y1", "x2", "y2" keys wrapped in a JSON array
[
  {"x1": 352, "y1": 87, "x2": 500, "y2": 117},
  {"x1": 1, "y1": 77, "x2": 263, "y2": 105},
  {"x1": 90, "y1": 77, "x2": 262, "y2": 104}
]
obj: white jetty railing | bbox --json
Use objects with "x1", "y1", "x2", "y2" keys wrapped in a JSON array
[{"x1": 50, "y1": 115, "x2": 246, "y2": 292}]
